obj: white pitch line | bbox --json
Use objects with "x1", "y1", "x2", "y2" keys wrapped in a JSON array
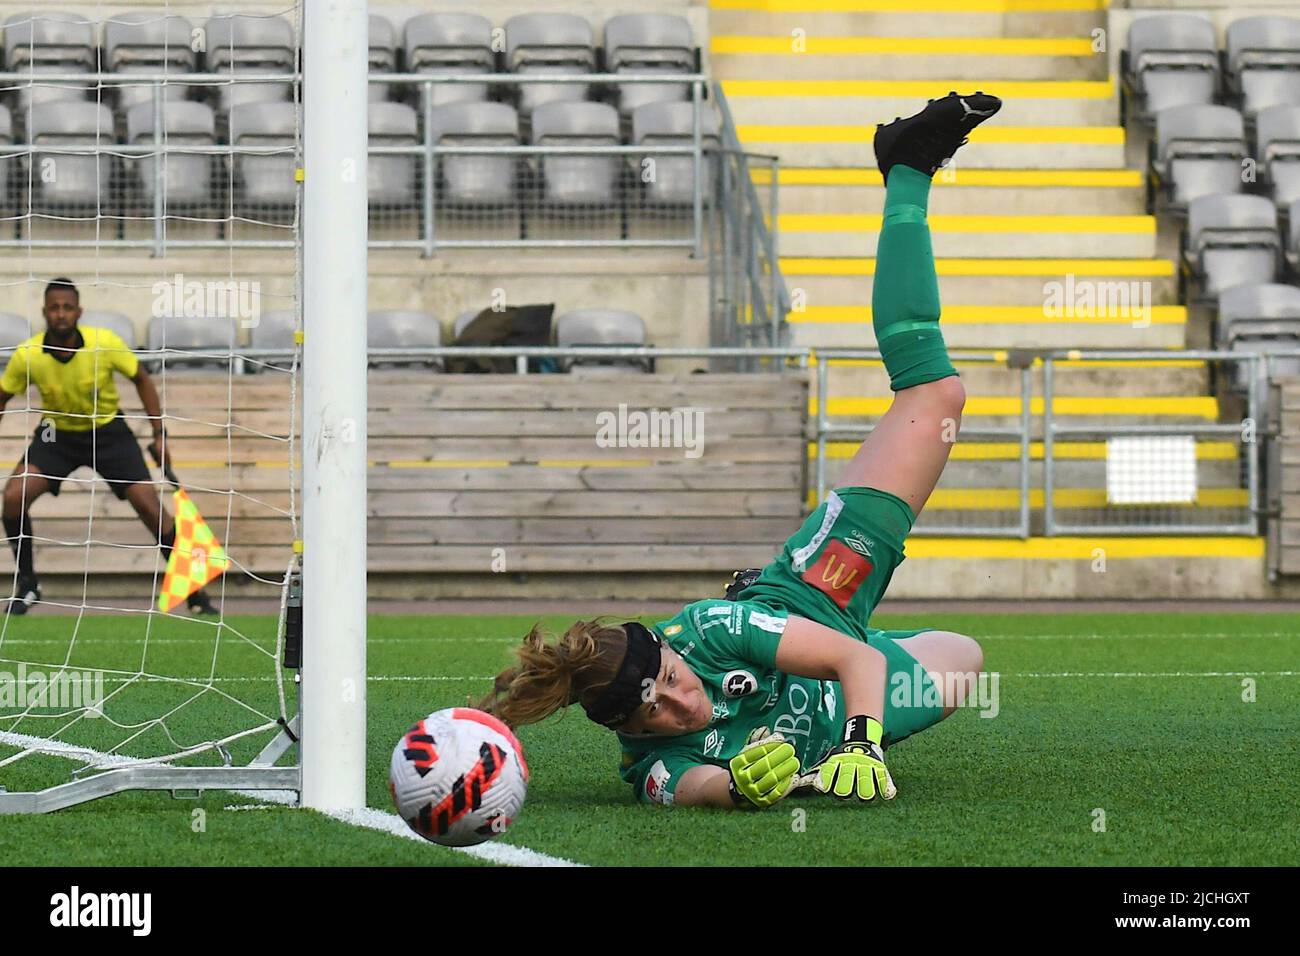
[{"x1": 0, "y1": 729, "x2": 583, "y2": 868}]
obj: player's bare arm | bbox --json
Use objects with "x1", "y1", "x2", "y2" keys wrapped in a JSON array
[{"x1": 131, "y1": 366, "x2": 169, "y2": 468}]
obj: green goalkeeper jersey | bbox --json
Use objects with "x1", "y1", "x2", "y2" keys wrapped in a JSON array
[{"x1": 618, "y1": 599, "x2": 840, "y2": 806}]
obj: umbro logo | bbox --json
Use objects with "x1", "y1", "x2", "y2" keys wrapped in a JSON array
[{"x1": 845, "y1": 530, "x2": 874, "y2": 556}]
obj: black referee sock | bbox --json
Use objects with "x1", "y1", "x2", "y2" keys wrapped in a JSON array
[
  {"x1": 4, "y1": 512, "x2": 36, "y2": 583},
  {"x1": 159, "y1": 525, "x2": 176, "y2": 561}
]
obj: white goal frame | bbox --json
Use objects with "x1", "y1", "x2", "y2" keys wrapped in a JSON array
[{"x1": 0, "y1": 0, "x2": 368, "y2": 815}]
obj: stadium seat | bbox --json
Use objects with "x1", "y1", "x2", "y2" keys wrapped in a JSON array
[
  {"x1": 554, "y1": 307, "x2": 648, "y2": 371},
  {"x1": 0, "y1": 311, "x2": 35, "y2": 347},
  {"x1": 2, "y1": 11, "x2": 95, "y2": 110},
  {"x1": 402, "y1": 12, "x2": 494, "y2": 108},
  {"x1": 1154, "y1": 105, "x2": 1247, "y2": 208},
  {"x1": 125, "y1": 100, "x2": 215, "y2": 207},
  {"x1": 632, "y1": 101, "x2": 720, "y2": 206},
  {"x1": 604, "y1": 13, "x2": 696, "y2": 116},
  {"x1": 0, "y1": 105, "x2": 12, "y2": 209},
  {"x1": 27, "y1": 101, "x2": 114, "y2": 209},
  {"x1": 1217, "y1": 283, "x2": 1300, "y2": 385},
  {"x1": 428, "y1": 101, "x2": 520, "y2": 206},
  {"x1": 504, "y1": 13, "x2": 595, "y2": 116},
  {"x1": 205, "y1": 13, "x2": 295, "y2": 111},
  {"x1": 1257, "y1": 105, "x2": 1300, "y2": 209},
  {"x1": 367, "y1": 309, "x2": 442, "y2": 368},
  {"x1": 80, "y1": 309, "x2": 138, "y2": 349},
  {"x1": 104, "y1": 11, "x2": 196, "y2": 112},
  {"x1": 1125, "y1": 14, "x2": 1218, "y2": 118},
  {"x1": 228, "y1": 101, "x2": 298, "y2": 211},
  {"x1": 368, "y1": 13, "x2": 396, "y2": 102},
  {"x1": 368, "y1": 102, "x2": 418, "y2": 206},
  {"x1": 1289, "y1": 199, "x2": 1300, "y2": 273},
  {"x1": 1225, "y1": 16, "x2": 1300, "y2": 117},
  {"x1": 145, "y1": 313, "x2": 238, "y2": 370},
  {"x1": 247, "y1": 308, "x2": 295, "y2": 370},
  {"x1": 531, "y1": 101, "x2": 620, "y2": 206},
  {"x1": 1185, "y1": 194, "x2": 1279, "y2": 299}
]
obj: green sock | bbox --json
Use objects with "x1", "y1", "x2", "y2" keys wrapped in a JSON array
[{"x1": 872, "y1": 165, "x2": 957, "y2": 391}]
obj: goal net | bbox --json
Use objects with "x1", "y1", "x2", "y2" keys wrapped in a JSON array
[{"x1": 0, "y1": 2, "x2": 308, "y2": 811}]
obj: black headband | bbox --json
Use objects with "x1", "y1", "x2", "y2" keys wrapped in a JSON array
[{"x1": 581, "y1": 621, "x2": 662, "y2": 729}]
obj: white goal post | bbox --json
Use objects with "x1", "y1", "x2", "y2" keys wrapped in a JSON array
[{"x1": 0, "y1": 0, "x2": 367, "y2": 814}]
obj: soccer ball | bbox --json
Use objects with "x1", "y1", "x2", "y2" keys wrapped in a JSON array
[{"x1": 389, "y1": 707, "x2": 529, "y2": 848}]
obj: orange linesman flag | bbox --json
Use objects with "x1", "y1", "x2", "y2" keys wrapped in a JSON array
[{"x1": 158, "y1": 488, "x2": 229, "y2": 612}]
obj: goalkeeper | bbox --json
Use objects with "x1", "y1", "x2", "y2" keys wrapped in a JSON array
[
  {"x1": 0, "y1": 277, "x2": 215, "y2": 617},
  {"x1": 479, "y1": 94, "x2": 999, "y2": 808}
]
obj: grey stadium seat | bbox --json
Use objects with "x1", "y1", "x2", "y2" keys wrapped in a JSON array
[
  {"x1": 1186, "y1": 194, "x2": 1279, "y2": 299},
  {"x1": 632, "y1": 101, "x2": 720, "y2": 205},
  {"x1": 368, "y1": 310, "x2": 442, "y2": 368},
  {"x1": 79, "y1": 310, "x2": 138, "y2": 349},
  {"x1": 532, "y1": 101, "x2": 620, "y2": 205},
  {"x1": 126, "y1": 100, "x2": 216, "y2": 206},
  {"x1": 0, "y1": 311, "x2": 36, "y2": 348},
  {"x1": 2, "y1": 11, "x2": 95, "y2": 109},
  {"x1": 368, "y1": 102, "x2": 418, "y2": 205},
  {"x1": 369, "y1": 14, "x2": 396, "y2": 102},
  {"x1": 1126, "y1": 14, "x2": 1218, "y2": 117},
  {"x1": 146, "y1": 314, "x2": 238, "y2": 370},
  {"x1": 429, "y1": 102, "x2": 520, "y2": 205},
  {"x1": 228, "y1": 101, "x2": 298, "y2": 208},
  {"x1": 105, "y1": 12, "x2": 196, "y2": 111},
  {"x1": 1217, "y1": 283, "x2": 1300, "y2": 385},
  {"x1": 205, "y1": 13, "x2": 295, "y2": 111},
  {"x1": 403, "y1": 13, "x2": 494, "y2": 108},
  {"x1": 605, "y1": 13, "x2": 696, "y2": 116},
  {"x1": 1154, "y1": 105, "x2": 1247, "y2": 207},
  {"x1": 1290, "y1": 199, "x2": 1300, "y2": 272},
  {"x1": 505, "y1": 13, "x2": 595, "y2": 115},
  {"x1": 0, "y1": 105, "x2": 12, "y2": 208},
  {"x1": 1257, "y1": 105, "x2": 1300, "y2": 209},
  {"x1": 27, "y1": 101, "x2": 114, "y2": 208},
  {"x1": 247, "y1": 308, "x2": 296, "y2": 370},
  {"x1": 1226, "y1": 17, "x2": 1300, "y2": 117},
  {"x1": 555, "y1": 308, "x2": 647, "y2": 371}
]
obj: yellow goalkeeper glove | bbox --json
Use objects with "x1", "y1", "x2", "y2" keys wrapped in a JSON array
[
  {"x1": 728, "y1": 727, "x2": 801, "y2": 809},
  {"x1": 811, "y1": 715, "x2": 897, "y2": 802}
]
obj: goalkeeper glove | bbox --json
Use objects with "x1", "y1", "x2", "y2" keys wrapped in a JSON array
[
  {"x1": 811, "y1": 715, "x2": 897, "y2": 802},
  {"x1": 728, "y1": 727, "x2": 801, "y2": 809}
]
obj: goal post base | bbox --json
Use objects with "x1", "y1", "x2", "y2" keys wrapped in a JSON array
[{"x1": 0, "y1": 765, "x2": 301, "y2": 815}]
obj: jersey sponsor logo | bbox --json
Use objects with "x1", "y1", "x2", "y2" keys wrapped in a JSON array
[
  {"x1": 822, "y1": 682, "x2": 837, "y2": 722},
  {"x1": 773, "y1": 682, "x2": 814, "y2": 743},
  {"x1": 800, "y1": 539, "x2": 873, "y2": 609},
  {"x1": 723, "y1": 669, "x2": 758, "y2": 698},
  {"x1": 703, "y1": 729, "x2": 727, "y2": 758},
  {"x1": 663, "y1": 623, "x2": 683, "y2": 636},
  {"x1": 845, "y1": 530, "x2": 874, "y2": 557},
  {"x1": 747, "y1": 609, "x2": 787, "y2": 634},
  {"x1": 711, "y1": 700, "x2": 731, "y2": 722},
  {"x1": 644, "y1": 759, "x2": 674, "y2": 805}
]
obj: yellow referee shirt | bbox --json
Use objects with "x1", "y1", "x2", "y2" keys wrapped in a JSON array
[{"x1": 0, "y1": 326, "x2": 139, "y2": 431}]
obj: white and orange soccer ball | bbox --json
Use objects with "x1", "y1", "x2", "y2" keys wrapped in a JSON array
[{"x1": 389, "y1": 707, "x2": 530, "y2": 847}]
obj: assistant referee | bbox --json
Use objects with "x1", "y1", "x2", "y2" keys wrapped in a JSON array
[{"x1": 0, "y1": 277, "x2": 215, "y2": 616}]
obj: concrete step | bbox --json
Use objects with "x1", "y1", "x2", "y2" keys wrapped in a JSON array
[
  {"x1": 821, "y1": 359, "x2": 1211, "y2": 397},
  {"x1": 771, "y1": 169, "x2": 1146, "y2": 216},
  {"x1": 778, "y1": 213, "x2": 1157, "y2": 257},
  {"x1": 739, "y1": 127, "x2": 1126, "y2": 168},
  {"x1": 792, "y1": 318, "x2": 1184, "y2": 350},
  {"x1": 721, "y1": 79, "x2": 1119, "y2": 126},
  {"x1": 707, "y1": 7, "x2": 1107, "y2": 40},
  {"x1": 710, "y1": 45, "x2": 1107, "y2": 82},
  {"x1": 781, "y1": 257, "x2": 1180, "y2": 306}
]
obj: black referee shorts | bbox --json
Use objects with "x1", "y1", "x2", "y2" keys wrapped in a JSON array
[{"x1": 19, "y1": 414, "x2": 153, "y2": 500}]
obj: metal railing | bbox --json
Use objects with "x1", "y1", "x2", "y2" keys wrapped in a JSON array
[{"x1": 813, "y1": 350, "x2": 1034, "y2": 538}]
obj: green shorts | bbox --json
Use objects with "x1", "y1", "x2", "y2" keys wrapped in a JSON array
[{"x1": 740, "y1": 486, "x2": 943, "y2": 744}]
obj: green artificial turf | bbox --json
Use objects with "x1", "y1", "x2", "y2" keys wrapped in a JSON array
[{"x1": 2, "y1": 611, "x2": 1297, "y2": 866}]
